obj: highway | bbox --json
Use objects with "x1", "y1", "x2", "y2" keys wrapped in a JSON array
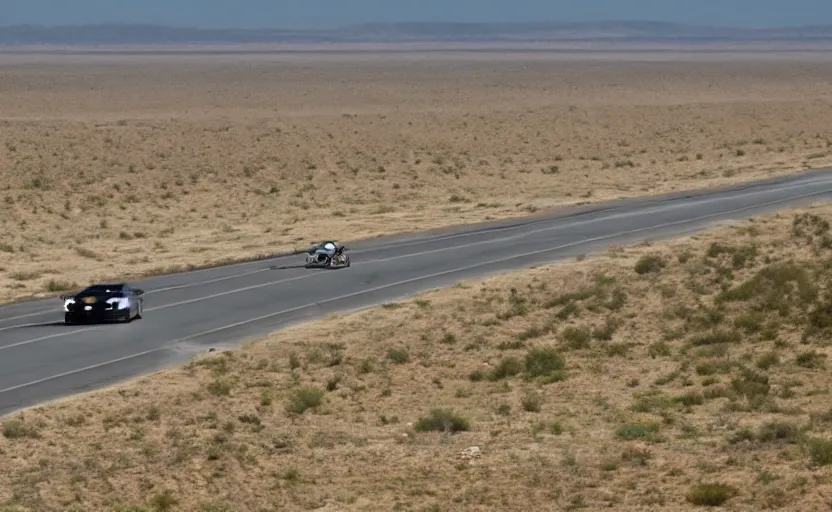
[{"x1": 2, "y1": 168, "x2": 832, "y2": 417}]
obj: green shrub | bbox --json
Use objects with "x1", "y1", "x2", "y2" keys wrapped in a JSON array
[
  {"x1": 561, "y1": 326, "x2": 591, "y2": 349},
  {"x1": 689, "y1": 329, "x2": 742, "y2": 346},
  {"x1": 521, "y1": 391, "x2": 543, "y2": 412},
  {"x1": 387, "y1": 347, "x2": 409, "y2": 364},
  {"x1": 634, "y1": 254, "x2": 666, "y2": 275},
  {"x1": 2, "y1": 419, "x2": 40, "y2": 439},
  {"x1": 808, "y1": 438, "x2": 832, "y2": 466},
  {"x1": 715, "y1": 263, "x2": 816, "y2": 316},
  {"x1": 524, "y1": 346, "x2": 566, "y2": 378},
  {"x1": 616, "y1": 423, "x2": 660, "y2": 441},
  {"x1": 757, "y1": 422, "x2": 802, "y2": 444},
  {"x1": 685, "y1": 483, "x2": 738, "y2": 506},
  {"x1": 414, "y1": 409, "x2": 470, "y2": 434},
  {"x1": 286, "y1": 387, "x2": 324, "y2": 414},
  {"x1": 488, "y1": 357, "x2": 523, "y2": 381},
  {"x1": 731, "y1": 368, "x2": 770, "y2": 399}
]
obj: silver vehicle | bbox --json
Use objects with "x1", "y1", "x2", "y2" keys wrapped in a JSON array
[{"x1": 304, "y1": 241, "x2": 351, "y2": 269}]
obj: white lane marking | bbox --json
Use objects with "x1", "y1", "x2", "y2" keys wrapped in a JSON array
[
  {"x1": 348, "y1": 175, "x2": 832, "y2": 253},
  {"x1": 0, "y1": 321, "x2": 58, "y2": 333},
  {"x1": 351, "y1": 179, "x2": 832, "y2": 266},
  {"x1": 0, "y1": 346, "x2": 167, "y2": 395},
  {"x1": 143, "y1": 267, "x2": 272, "y2": 295},
  {"x1": 142, "y1": 199, "x2": 654, "y2": 311},
  {"x1": 0, "y1": 309, "x2": 58, "y2": 325},
  {"x1": 0, "y1": 268, "x2": 284, "y2": 325},
  {"x1": 0, "y1": 327, "x2": 101, "y2": 352},
  {"x1": 0, "y1": 307, "x2": 71, "y2": 325},
  {"x1": 0, "y1": 261, "x2": 288, "y2": 325},
  {"x1": 2, "y1": 186, "x2": 830, "y2": 395},
  {"x1": 143, "y1": 272, "x2": 318, "y2": 312}
]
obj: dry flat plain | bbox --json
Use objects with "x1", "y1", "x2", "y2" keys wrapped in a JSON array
[
  {"x1": 2, "y1": 51, "x2": 832, "y2": 303},
  {"x1": 4, "y1": 202, "x2": 832, "y2": 511}
]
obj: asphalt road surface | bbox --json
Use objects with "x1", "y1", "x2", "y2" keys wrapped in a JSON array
[{"x1": 2, "y1": 168, "x2": 832, "y2": 417}]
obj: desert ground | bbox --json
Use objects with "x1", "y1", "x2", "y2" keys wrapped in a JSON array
[
  {"x1": 3, "y1": 201, "x2": 832, "y2": 511},
  {"x1": 1, "y1": 50, "x2": 832, "y2": 304}
]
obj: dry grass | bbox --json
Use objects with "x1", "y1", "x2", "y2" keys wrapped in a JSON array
[
  {"x1": 2, "y1": 51, "x2": 832, "y2": 304},
  {"x1": 5, "y1": 202, "x2": 832, "y2": 510}
]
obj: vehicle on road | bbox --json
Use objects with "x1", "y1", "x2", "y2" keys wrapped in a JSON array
[
  {"x1": 305, "y1": 240, "x2": 351, "y2": 269},
  {"x1": 61, "y1": 283, "x2": 145, "y2": 325}
]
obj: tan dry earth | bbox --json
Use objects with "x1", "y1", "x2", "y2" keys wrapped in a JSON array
[
  {"x1": 4, "y1": 203, "x2": 832, "y2": 511},
  {"x1": 2, "y1": 50, "x2": 832, "y2": 303}
]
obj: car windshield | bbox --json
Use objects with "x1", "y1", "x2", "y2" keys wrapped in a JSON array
[{"x1": 81, "y1": 284, "x2": 125, "y2": 295}]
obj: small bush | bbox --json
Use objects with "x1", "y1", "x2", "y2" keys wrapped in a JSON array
[
  {"x1": 648, "y1": 342, "x2": 671, "y2": 358},
  {"x1": 616, "y1": 423, "x2": 660, "y2": 441},
  {"x1": 731, "y1": 368, "x2": 770, "y2": 399},
  {"x1": 524, "y1": 346, "x2": 566, "y2": 378},
  {"x1": 686, "y1": 483, "x2": 738, "y2": 506},
  {"x1": 488, "y1": 357, "x2": 523, "y2": 381},
  {"x1": 591, "y1": 318, "x2": 620, "y2": 341},
  {"x1": 544, "y1": 289, "x2": 595, "y2": 308},
  {"x1": 634, "y1": 254, "x2": 666, "y2": 275},
  {"x1": 151, "y1": 490, "x2": 179, "y2": 511},
  {"x1": 206, "y1": 379, "x2": 232, "y2": 396},
  {"x1": 414, "y1": 409, "x2": 470, "y2": 434},
  {"x1": 631, "y1": 393, "x2": 672, "y2": 413},
  {"x1": 734, "y1": 314, "x2": 763, "y2": 334},
  {"x1": 561, "y1": 326, "x2": 591, "y2": 349},
  {"x1": 756, "y1": 351, "x2": 780, "y2": 370},
  {"x1": 521, "y1": 391, "x2": 543, "y2": 412},
  {"x1": 808, "y1": 438, "x2": 832, "y2": 466},
  {"x1": 675, "y1": 392, "x2": 704, "y2": 407},
  {"x1": 46, "y1": 279, "x2": 75, "y2": 292},
  {"x1": 695, "y1": 360, "x2": 732, "y2": 376},
  {"x1": 286, "y1": 387, "x2": 324, "y2": 414},
  {"x1": 689, "y1": 329, "x2": 741, "y2": 346},
  {"x1": 2, "y1": 419, "x2": 40, "y2": 439},
  {"x1": 796, "y1": 350, "x2": 826, "y2": 368},
  {"x1": 757, "y1": 422, "x2": 802, "y2": 444},
  {"x1": 387, "y1": 347, "x2": 409, "y2": 364},
  {"x1": 716, "y1": 263, "x2": 816, "y2": 315}
]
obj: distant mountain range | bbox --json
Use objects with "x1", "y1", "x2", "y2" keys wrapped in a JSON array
[{"x1": 1, "y1": 21, "x2": 832, "y2": 46}]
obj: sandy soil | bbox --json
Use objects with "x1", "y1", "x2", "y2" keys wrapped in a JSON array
[
  {"x1": 3, "y1": 201, "x2": 832, "y2": 511},
  {"x1": 1, "y1": 51, "x2": 832, "y2": 305}
]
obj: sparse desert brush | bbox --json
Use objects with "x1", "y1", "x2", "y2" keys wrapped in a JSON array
[
  {"x1": 2, "y1": 55, "x2": 832, "y2": 305},
  {"x1": 686, "y1": 483, "x2": 739, "y2": 506},
  {"x1": 413, "y1": 408, "x2": 471, "y2": 434},
  {"x1": 3, "y1": 54, "x2": 832, "y2": 510}
]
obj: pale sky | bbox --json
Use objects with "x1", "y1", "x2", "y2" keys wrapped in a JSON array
[{"x1": 2, "y1": 0, "x2": 831, "y2": 30}]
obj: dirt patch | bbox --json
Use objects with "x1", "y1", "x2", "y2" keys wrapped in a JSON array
[
  {"x1": 3, "y1": 202, "x2": 832, "y2": 510},
  {"x1": 1, "y1": 52, "x2": 832, "y2": 305}
]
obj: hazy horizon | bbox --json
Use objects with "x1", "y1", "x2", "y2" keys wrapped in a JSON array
[{"x1": 3, "y1": 0, "x2": 832, "y2": 30}]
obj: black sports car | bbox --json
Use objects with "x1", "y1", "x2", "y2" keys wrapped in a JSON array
[{"x1": 61, "y1": 283, "x2": 145, "y2": 325}]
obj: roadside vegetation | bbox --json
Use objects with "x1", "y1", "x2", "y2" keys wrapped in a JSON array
[
  {"x1": 3, "y1": 55, "x2": 832, "y2": 304},
  {"x1": 3, "y1": 204, "x2": 832, "y2": 510}
]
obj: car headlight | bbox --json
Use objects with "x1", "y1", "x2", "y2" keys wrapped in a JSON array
[
  {"x1": 63, "y1": 298, "x2": 75, "y2": 312},
  {"x1": 106, "y1": 297, "x2": 130, "y2": 309}
]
